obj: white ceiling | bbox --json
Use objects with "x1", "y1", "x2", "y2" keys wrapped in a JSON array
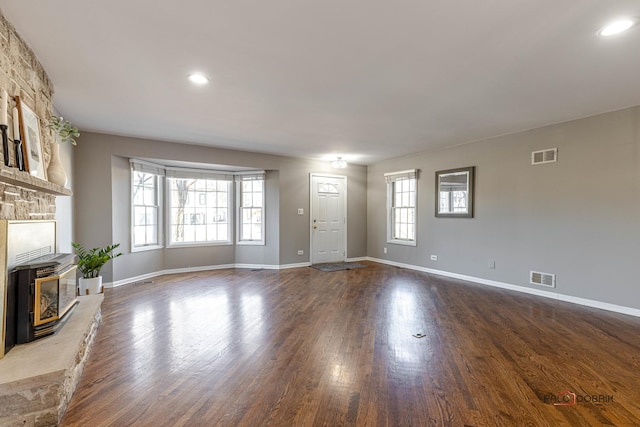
[{"x1": 1, "y1": 1, "x2": 639, "y2": 165}]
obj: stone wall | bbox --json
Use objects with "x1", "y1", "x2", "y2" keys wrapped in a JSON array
[
  {"x1": 0, "y1": 8, "x2": 57, "y2": 219},
  {"x1": 0, "y1": 182, "x2": 56, "y2": 220}
]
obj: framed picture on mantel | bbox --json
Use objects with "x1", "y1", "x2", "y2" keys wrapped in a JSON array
[{"x1": 15, "y1": 96, "x2": 47, "y2": 180}]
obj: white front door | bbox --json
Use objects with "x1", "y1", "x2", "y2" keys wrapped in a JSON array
[{"x1": 310, "y1": 174, "x2": 347, "y2": 264}]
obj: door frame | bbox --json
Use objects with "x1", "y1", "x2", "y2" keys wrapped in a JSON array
[{"x1": 309, "y1": 173, "x2": 348, "y2": 264}]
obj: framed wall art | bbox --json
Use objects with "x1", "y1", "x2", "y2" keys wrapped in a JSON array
[{"x1": 15, "y1": 96, "x2": 46, "y2": 180}]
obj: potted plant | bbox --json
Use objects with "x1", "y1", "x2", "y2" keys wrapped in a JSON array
[
  {"x1": 45, "y1": 116, "x2": 79, "y2": 187},
  {"x1": 72, "y1": 242, "x2": 122, "y2": 295},
  {"x1": 46, "y1": 116, "x2": 80, "y2": 145}
]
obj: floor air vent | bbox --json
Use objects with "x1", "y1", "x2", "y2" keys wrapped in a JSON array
[
  {"x1": 531, "y1": 148, "x2": 557, "y2": 165},
  {"x1": 530, "y1": 271, "x2": 555, "y2": 288}
]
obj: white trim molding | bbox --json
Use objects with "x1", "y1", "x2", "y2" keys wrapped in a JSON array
[
  {"x1": 105, "y1": 257, "x2": 640, "y2": 318},
  {"x1": 106, "y1": 262, "x2": 313, "y2": 288},
  {"x1": 367, "y1": 257, "x2": 640, "y2": 318}
]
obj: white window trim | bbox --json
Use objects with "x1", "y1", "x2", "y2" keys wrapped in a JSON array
[
  {"x1": 130, "y1": 158, "x2": 269, "y2": 249},
  {"x1": 236, "y1": 174, "x2": 266, "y2": 246},
  {"x1": 165, "y1": 177, "x2": 233, "y2": 248},
  {"x1": 385, "y1": 169, "x2": 418, "y2": 246},
  {"x1": 130, "y1": 160, "x2": 164, "y2": 252}
]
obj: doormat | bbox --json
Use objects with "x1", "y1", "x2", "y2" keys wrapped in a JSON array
[{"x1": 311, "y1": 262, "x2": 367, "y2": 272}]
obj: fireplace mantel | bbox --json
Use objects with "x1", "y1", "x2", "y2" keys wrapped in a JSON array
[
  {"x1": 0, "y1": 165, "x2": 71, "y2": 221},
  {"x1": 0, "y1": 166, "x2": 72, "y2": 197}
]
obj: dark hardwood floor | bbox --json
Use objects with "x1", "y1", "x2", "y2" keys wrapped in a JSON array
[{"x1": 61, "y1": 262, "x2": 640, "y2": 426}]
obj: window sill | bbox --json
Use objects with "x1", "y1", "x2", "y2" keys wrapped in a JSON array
[
  {"x1": 167, "y1": 241, "x2": 233, "y2": 249},
  {"x1": 387, "y1": 239, "x2": 417, "y2": 247},
  {"x1": 236, "y1": 241, "x2": 266, "y2": 246},
  {"x1": 131, "y1": 244, "x2": 164, "y2": 253}
]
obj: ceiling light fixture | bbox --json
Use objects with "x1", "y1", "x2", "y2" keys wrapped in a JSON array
[
  {"x1": 187, "y1": 73, "x2": 209, "y2": 84},
  {"x1": 598, "y1": 18, "x2": 636, "y2": 36},
  {"x1": 331, "y1": 157, "x2": 347, "y2": 169}
]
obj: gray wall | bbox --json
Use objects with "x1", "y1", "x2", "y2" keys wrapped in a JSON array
[
  {"x1": 73, "y1": 132, "x2": 367, "y2": 282},
  {"x1": 368, "y1": 106, "x2": 640, "y2": 310}
]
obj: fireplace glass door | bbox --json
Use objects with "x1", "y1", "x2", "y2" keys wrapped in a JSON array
[{"x1": 33, "y1": 266, "x2": 77, "y2": 327}]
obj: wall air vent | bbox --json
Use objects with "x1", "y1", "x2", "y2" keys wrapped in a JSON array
[
  {"x1": 530, "y1": 271, "x2": 556, "y2": 288},
  {"x1": 531, "y1": 148, "x2": 557, "y2": 165}
]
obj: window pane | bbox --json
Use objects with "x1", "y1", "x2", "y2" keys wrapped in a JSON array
[
  {"x1": 195, "y1": 226, "x2": 207, "y2": 241},
  {"x1": 388, "y1": 178, "x2": 416, "y2": 242},
  {"x1": 218, "y1": 192, "x2": 228, "y2": 207},
  {"x1": 242, "y1": 226, "x2": 251, "y2": 240},
  {"x1": 143, "y1": 188, "x2": 155, "y2": 204},
  {"x1": 252, "y1": 224, "x2": 262, "y2": 240},
  {"x1": 145, "y1": 225, "x2": 157, "y2": 244},
  {"x1": 242, "y1": 208, "x2": 252, "y2": 222},
  {"x1": 132, "y1": 172, "x2": 160, "y2": 248},
  {"x1": 239, "y1": 179, "x2": 264, "y2": 243},
  {"x1": 253, "y1": 193, "x2": 262, "y2": 207},
  {"x1": 133, "y1": 188, "x2": 144, "y2": 205},
  {"x1": 168, "y1": 177, "x2": 230, "y2": 244},
  {"x1": 145, "y1": 207, "x2": 157, "y2": 225},
  {"x1": 218, "y1": 224, "x2": 228, "y2": 241},
  {"x1": 134, "y1": 226, "x2": 146, "y2": 246},
  {"x1": 252, "y1": 208, "x2": 262, "y2": 223}
]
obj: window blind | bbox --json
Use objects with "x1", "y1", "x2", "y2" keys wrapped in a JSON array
[
  {"x1": 130, "y1": 159, "x2": 165, "y2": 176},
  {"x1": 165, "y1": 167, "x2": 234, "y2": 181},
  {"x1": 234, "y1": 171, "x2": 266, "y2": 181},
  {"x1": 384, "y1": 169, "x2": 418, "y2": 183}
]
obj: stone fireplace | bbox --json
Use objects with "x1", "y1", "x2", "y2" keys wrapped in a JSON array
[
  {"x1": 0, "y1": 9, "x2": 102, "y2": 426},
  {"x1": 0, "y1": 171, "x2": 98, "y2": 427}
]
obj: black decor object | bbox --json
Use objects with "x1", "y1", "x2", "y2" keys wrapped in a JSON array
[
  {"x1": 0, "y1": 124, "x2": 9, "y2": 166},
  {"x1": 13, "y1": 138, "x2": 24, "y2": 171}
]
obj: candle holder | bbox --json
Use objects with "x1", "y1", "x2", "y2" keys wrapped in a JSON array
[
  {"x1": 14, "y1": 138, "x2": 24, "y2": 171},
  {"x1": 0, "y1": 124, "x2": 9, "y2": 166}
]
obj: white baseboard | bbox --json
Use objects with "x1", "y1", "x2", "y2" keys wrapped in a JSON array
[
  {"x1": 367, "y1": 257, "x2": 640, "y2": 318},
  {"x1": 106, "y1": 257, "x2": 639, "y2": 317},
  {"x1": 106, "y1": 262, "x2": 312, "y2": 288},
  {"x1": 106, "y1": 264, "x2": 236, "y2": 288},
  {"x1": 278, "y1": 262, "x2": 312, "y2": 270}
]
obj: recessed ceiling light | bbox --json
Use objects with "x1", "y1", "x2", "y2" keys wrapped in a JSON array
[
  {"x1": 187, "y1": 73, "x2": 209, "y2": 84},
  {"x1": 598, "y1": 18, "x2": 636, "y2": 36}
]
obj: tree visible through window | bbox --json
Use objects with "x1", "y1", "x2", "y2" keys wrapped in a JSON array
[
  {"x1": 132, "y1": 171, "x2": 160, "y2": 248},
  {"x1": 168, "y1": 178, "x2": 230, "y2": 244}
]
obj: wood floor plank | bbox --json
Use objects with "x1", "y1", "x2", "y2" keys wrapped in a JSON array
[{"x1": 60, "y1": 262, "x2": 640, "y2": 426}]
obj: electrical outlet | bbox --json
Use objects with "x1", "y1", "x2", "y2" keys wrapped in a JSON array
[
  {"x1": 297, "y1": 208, "x2": 304, "y2": 215},
  {"x1": 383, "y1": 247, "x2": 387, "y2": 254},
  {"x1": 297, "y1": 250, "x2": 304, "y2": 255},
  {"x1": 488, "y1": 260, "x2": 496, "y2": 269},
  {"x1": 430, "y1": 255, "x2": 438, "y2": 261}
]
